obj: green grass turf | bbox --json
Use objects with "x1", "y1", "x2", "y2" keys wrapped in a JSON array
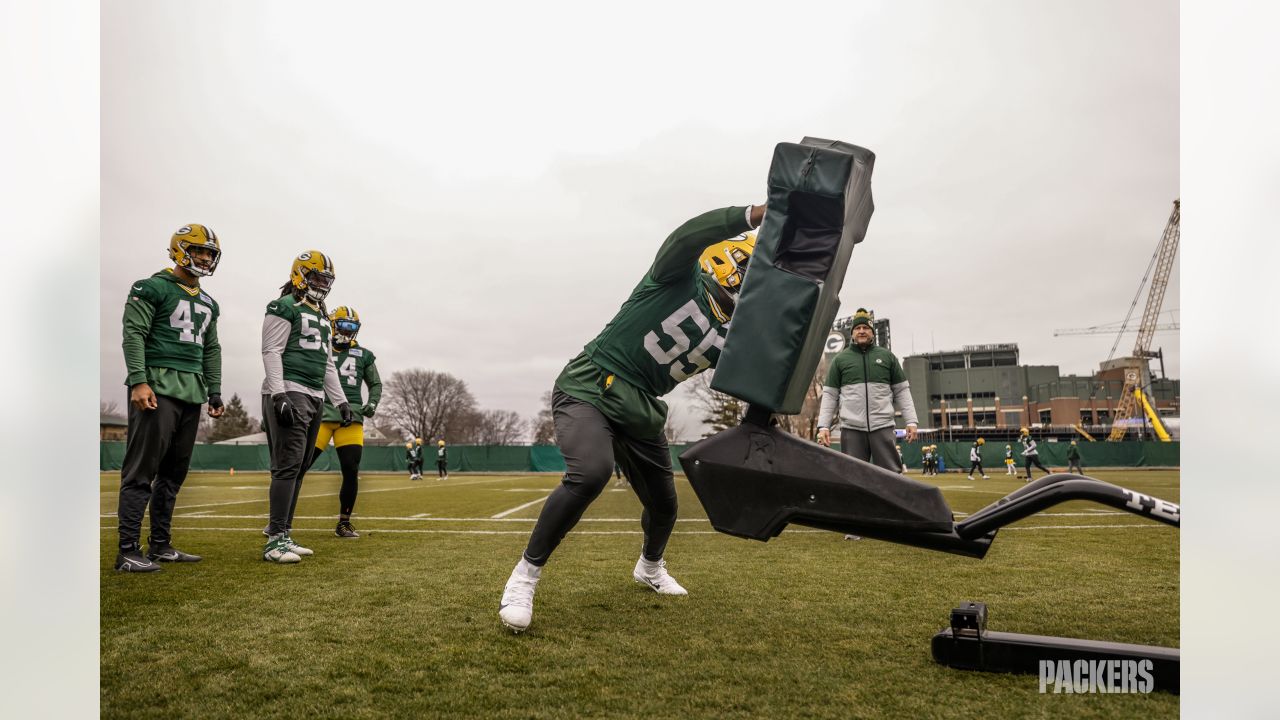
[{"x1": 100, "y1": 468, "x2": 1179, "y2": 719}]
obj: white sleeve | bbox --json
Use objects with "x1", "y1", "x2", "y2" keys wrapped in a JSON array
[
  {"x1": 261, "y1": 315, "x2": 291, "y2": 397},
  {"x1": 891, "y1": 380, "x2": 918, "y2": 427},
  {"x1": 817, "y1": 386, "x2": 839, "y2": 430}
]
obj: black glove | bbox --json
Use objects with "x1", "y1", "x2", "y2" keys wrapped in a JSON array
[
  {"x1": 207, "y1": 393, "x2": 224, "y2": 412},
  {"x1": 272, "y1": 393, "x2": 294, "y2": 428},
  {"x1": 360, "y1": 402, "x2": 377, "y2": 418},
  {"x1": 339, "y1": 402, "x2": 354, "y2": 427}
]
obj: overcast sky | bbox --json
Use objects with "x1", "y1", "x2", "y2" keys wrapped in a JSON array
[{"x1": 100, "y1": 0, "x2": 1179, "y2": 439}]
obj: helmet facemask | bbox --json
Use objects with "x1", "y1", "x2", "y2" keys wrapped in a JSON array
[
  {"x1": 302, "y1": 268, "x2": 334, "y2": 304},
  {"x1": 332, "y1": 317, "x2": 360, "y2": 346},
  {"x1": 181, "y1": 242, "x2": 221, "y2": 276}
]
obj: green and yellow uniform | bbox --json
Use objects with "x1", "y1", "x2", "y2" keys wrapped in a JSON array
[
  {"x1": 123, "y1": 269, "x2": 221, "y2": 403},
  {"x1": 555, "y1": 206, "x2": 752, "y2": 437},
  {"x1": 118, "y1": 267, "x2": 221, "y2": 555},
  {"x1": 265, "y1": 294, "x2": 332, "y2": 390},
  {"x1": 315, "y1": 342, "x2": 382, "y2": 448}
]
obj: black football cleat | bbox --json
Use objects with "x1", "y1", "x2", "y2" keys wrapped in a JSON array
[
  {"x1": 334, "y1": 522, "x2": 360, "y2": 538},
  {"x1": 115, "y1": 550, "x2": 161, "y2": 572},
  {"x1": 146, "y1": 543, "x2": 203, "y2": 562}
]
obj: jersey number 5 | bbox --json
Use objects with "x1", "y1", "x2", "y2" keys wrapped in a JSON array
[{"x1": 643, "y1": 299, "x2": 725, "y2": 382}]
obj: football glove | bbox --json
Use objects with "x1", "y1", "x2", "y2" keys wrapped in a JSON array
[
  {"x1": 339, "y1": 403, "x2": 354, "y2": 427},
  {"x1": 360, "y1": 402, "x2": 377, "y2": 418},
  {"x1": 272, "y1": 393, "x2": 294, "y2": 428},
  {"x1": 207, "y1": 393, "x2": 224, "y2": 412}
]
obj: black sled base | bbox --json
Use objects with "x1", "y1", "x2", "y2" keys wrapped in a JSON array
[
  {"x1": 932, "y1": 601, "x2": 1179, "y2": 694},
  {"x1": 679, "y1": 423, "x2": 997, "y2": 558}
]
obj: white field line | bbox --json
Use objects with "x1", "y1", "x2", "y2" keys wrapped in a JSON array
[
  {"x1": 99, "y1": 523, "x2": 1166, "y2": 535},
  {"x1": 952, "y1": 511, "x2": 1127, "y2": 518},
  {"x1": 490, "y1": 494, "x2": 552, "y2": 519},
  {"x1": 143, "y1": 512, "x2": 1132, "y2": 523},
  {"x1": 158, "y1": 476, "x2": 516, "y2": 511}
]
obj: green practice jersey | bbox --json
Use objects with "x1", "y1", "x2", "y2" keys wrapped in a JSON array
[
  {"x1": 321, "y1": 342, "x2": 382, "y2": 423},
  {"x1": 557, "y1": 206, "x2": 752, "y2": 437},
  {"x1": 265, "y1": 295, "x2": 331, "y2": 390},
  {"x1": 122, "y1": 269, "x2": 221, "y2": 404}
]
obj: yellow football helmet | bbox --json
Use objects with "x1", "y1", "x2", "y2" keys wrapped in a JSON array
[
  {"x1": 1019, "y1": 427, "x2": 1030, "y2": 436},
  {"x1": 976, "y1": 438, "x2": 985, "y2": 446},
  {"x1": 405, "y1": 442, "x2": 413, "y2": 449},
  {"x1": 289, "y1": 250, "x2": 335, "y2": 304},
  {"x1": 414, "y1": 437, "x2": 423, "y2": 445},
  {"x1": 169, "y1": 224, "x2": 221, "y2": 277},
  {"x1": 330, "y1": 306, "x2": 361, "y2": 345},
  {"x1": 700, "y1": 233, "x2": 756, "y2": 293},
  {"x1": 437, "y1": 439, "x2": 445, "y2": 447}
]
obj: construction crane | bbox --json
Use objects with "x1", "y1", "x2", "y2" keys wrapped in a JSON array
[
  {"x1": 1107, "y1": 199, "x2": 1179, "y2": 442},
  {"x1": 1053, "y1": 321, "x2": 1178, "y2": 336}
]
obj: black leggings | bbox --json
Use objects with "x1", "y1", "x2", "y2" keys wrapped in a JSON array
[
  {"x1": 308, "y1": 444, "x2": 363, "y2": 517},
  {"x1": 1024, "y1": 455, "x2": 1050, "y2": 477},
  {"x1": 968, "y1": 460, "x2": 984, "y2": 476},
  {"x1": 524, "y1": 390, "x2": 677, "y2": 566}
]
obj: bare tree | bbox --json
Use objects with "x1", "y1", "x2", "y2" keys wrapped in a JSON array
[
  {"x1": 530, "y1": 391, "x2": 555, "y2": 445},
  {"x1": 663, "y1": 413, "x2": 687, "y2": 444},
  {"x1": 688, "y1": 372, "x2": 745, "y2": 437},
  {"x1": 100, "y1": 400, "x2": 122, "y2": 417},
  {"x1": 381, "y1": 369, "x2": 477, "y2": 442},
  {"x1": 474, "y1": 409, "x2": 528, "y2": 445}
]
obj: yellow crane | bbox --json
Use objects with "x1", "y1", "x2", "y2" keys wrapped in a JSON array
[{"x1": 1107, "y1": 200, "x2": 1179, "y2": 442}]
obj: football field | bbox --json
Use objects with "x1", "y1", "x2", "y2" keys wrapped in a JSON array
[{"x1": 100, "y1": 468, "x2": 1179, "y2": 719}]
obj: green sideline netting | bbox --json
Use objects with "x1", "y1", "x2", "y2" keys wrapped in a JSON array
[{"x1": 99, "y1": 440, "x2": 1178, "y2": 473}]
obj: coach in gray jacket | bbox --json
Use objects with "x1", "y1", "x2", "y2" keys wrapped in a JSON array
[{"x1": 816, "y1": 309, "x2": 918, "y2": 472}]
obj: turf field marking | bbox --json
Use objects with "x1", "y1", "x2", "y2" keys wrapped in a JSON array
[
  {"x1": 412, "y1": 513, "x2": 432, "y2": 517},
  {"x1": 166, "y1": 476, "x2": 516, "y2": 511},
  {"x1": 491, "y1": 494, "x2": 552, "y2": 518},
  {"x1": 100, "y1": 523, "x2": 1166, "y2": 535},
  {"x1": 118, "y1": 513, "x2": 707, "y2": 522}
]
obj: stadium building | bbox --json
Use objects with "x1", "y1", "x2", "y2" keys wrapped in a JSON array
[{"x1": 901, "y1": 344, "x2": 1179, "y2": 440}]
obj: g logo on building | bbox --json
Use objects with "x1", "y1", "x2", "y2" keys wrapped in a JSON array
[{"x1": 825, "y1": 332, "x2": 846, "y2": 354}]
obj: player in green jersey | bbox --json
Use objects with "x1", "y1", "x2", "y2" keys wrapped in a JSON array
[
  {"x1": 260, "y1": 251, "x2": 353, "y2": 563},
  {"x1": 498, "y1": 203, "x2": 766, "y2": 633},
  {"x1": 116, "y1": 224, "x2": 224, "y2": 572},
  {"x1": 305, "y1": 306, "x2": 383, "y2": 538}
]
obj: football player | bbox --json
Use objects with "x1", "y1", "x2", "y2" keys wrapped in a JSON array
[
  {"x1": 305, "y1": 306, "x2": 382, "y2": 538},
  {"x1": 436, "y1": 439, "x2": 449, "y2": 480},
  {"x1": 1018, "y1": 427, "x2": 1051, "y2": 481},
  {"x1": 116, "y1": 225, "x2": 224, "y2": 572},
  {"x1": 498, "y1": 203, "x2": 766, "y2": 633},
  {"x1": 406, "y1": 441, "x2": 420, "y2": 481},
  {"x1": 967, "y1": 437, "x2": 989, "y2": 480},
  {"x1": 260, "y1": 251, "x2": 352, "y2": 563}
]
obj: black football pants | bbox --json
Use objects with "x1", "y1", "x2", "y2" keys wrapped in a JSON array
[
  {"x1": 523, "y1": 390, "x2": 677, "y2": 566},
  {"x1": 262, "y1": 392, "x2": 323, "y2": 536},
  {"x1": 1024, "y1": 455, "x2": 1050, "y2": 477},
  {"x1": 307, "y1": 443, "x2": 363, "y2": 518},
  {"x1": 117, "y1": 393, "x2": 202, "y2": 550}
]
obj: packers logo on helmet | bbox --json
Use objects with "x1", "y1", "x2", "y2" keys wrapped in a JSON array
[
  {"x1": 290, "y1": 250, "x2": 335, "y2": 305},
  {"x1": 698, "y1": 233, "x2": 756, "y2": 321},
  {"x1": 329, "y1": 306, "x2": 361, "y2": 346},
  {"x1": 170, "y1": 224, "x2": 221, "y2": 277}
]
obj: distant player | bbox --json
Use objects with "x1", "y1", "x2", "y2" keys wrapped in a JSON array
[
  {"x1": 260, "y1": 251, "x2": 352, "y2": 563},
  {"x1": 967, "y1": 437, "x2": 989, "y2": 480},
  {"x1": 406, "y1": 440, "x2": 422, "y2": 481},
  {"x1": 1004, "y1": 444, "x2": 1016, "y2": 475},
  {"x1": 498, "y1": 203, "x2": 766, "y2": 633},
  {"x1": 922, "y1": 445, "x2": 935, "y2": 476},
  {"x1": 1018, "y1": 427, "x2": 1051, "y2": 481},
  {"x1": 436, "y1": 439, "x2": 449, "y2": 480},
  {"x1": 1067, "y1": 439, "x2": 1084, "y2": 474},
  {"x1": 116, "y1": 225, "x2": 224, "y2": 572},
  {"x1": 306, "y1": 306, "x2": 382, "y2": 538}
]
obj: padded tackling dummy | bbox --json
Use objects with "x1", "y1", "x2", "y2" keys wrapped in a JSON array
[
  {"x1": 680, "y1": 423, "x2": 960, "y2": 544},
  {"x1": 712, "y1": 137, "x2": 876, "y2": 414}
]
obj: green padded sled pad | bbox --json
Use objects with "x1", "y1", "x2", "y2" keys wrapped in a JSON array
[{"x1": 712, "y1": 137, "x2": 875, "y2": 414}]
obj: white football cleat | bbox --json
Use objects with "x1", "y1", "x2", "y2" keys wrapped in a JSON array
[
  {"x1": 499, "y1": 559, "x2": 541, "y2": 633},
  {"x1": 633, "y1": 556, "x2": 688, "y2": 596},
  {"x1": 263, "y1": 535, "x2": 301, "y2": 564},
  {"x1": 283, "y1": 534, "x2": 313, "y2": 557}
]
